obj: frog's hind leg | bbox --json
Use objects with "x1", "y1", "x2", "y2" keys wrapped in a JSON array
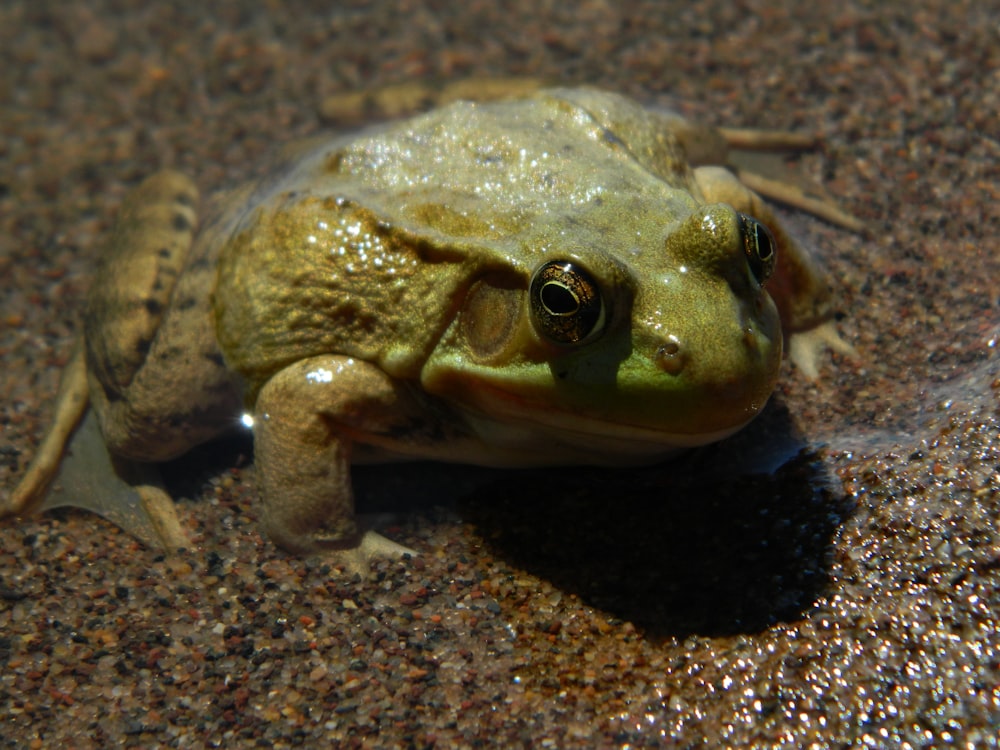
[
  {"x1": 319, "y1": 76, "x2": 549, "y2": 126},
  {"x1": 86, "y1": 171, "x2": 242, "y2": 464},
  {"x1": 5, "y1": 338, "x2": 90, "y2": 516}
]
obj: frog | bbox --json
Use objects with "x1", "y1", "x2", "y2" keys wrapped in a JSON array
[{"x1": 3, "y1": 85, "x2": 858, "y2": 566}]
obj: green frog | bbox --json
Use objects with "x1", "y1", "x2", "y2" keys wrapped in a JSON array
[{"x1": 4, "y1": 85, "x2": 857, "y2": 565}]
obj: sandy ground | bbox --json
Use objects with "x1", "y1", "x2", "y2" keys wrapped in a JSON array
[{"x1": 1, "y1": 1, "x2": 998, "y2": 747}]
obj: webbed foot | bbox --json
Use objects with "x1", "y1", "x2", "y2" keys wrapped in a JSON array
[
  {"x1": 788, "y1": 320, "x2": 858, "y2": 381},
  {"x1": 326, "y1": 530, "x2": 416, "y2": 578},
  {"x1": 31, "y1": 409, "x2": 188, "y2": 551}
]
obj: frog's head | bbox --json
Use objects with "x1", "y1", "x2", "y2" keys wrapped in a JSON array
[{"x1": 421, "y1": 202, "x2": 783, "y2": 458}]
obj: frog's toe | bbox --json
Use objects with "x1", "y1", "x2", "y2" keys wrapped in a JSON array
[
  {"x1": 5, "y1": 338, "x2": 90, "y2": 519},
  {"x1": 359, "y1": 528, "x2": 415, "y2": 559},
  {"x1": 788, "y1": 321, "x2": 858, "y2": 380},
  {"x1": 326, "y1": 530, "x2": 415, "y2": 577},
  {"x1": 134, "y1": 484, "x2": 190, "y2": 552},
  {"x1": 5, "y1": 469, "x2": 49, "y2": 518}
]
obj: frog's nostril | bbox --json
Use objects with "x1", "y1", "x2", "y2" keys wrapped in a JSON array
[
  {"x1": 742, "y1": 326, "x2": 758, "y2": 350},
  {"x1": 654, "y1": 335, "x2": 685, "y2": 375}
]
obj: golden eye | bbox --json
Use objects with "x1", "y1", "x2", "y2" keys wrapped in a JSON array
[
  {"x1": 738, "y1": 213, "x2": 776, "y2": 285},
  {"x1": 529, "y1": 261, "x2": 605, "y2": 344}
]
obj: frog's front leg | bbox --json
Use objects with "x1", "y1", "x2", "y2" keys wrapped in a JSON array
[
  {"x1": 253, "y1": 355, "x2": 417, "y2": 566},
  {"x1": 694, "y1": 165, "x2": 857, "y2": 379}
]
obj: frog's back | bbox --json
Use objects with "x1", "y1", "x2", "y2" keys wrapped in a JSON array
[{"x1": 213, "y1": 88, "x2": 705, "y2": 396}]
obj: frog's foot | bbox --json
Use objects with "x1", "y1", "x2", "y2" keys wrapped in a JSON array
[
  {"x1": 131, "y1": 483, "x2": 189, "y2": 552},
  {"x1": 4, "y1": 337, "x2": 189, "y2": 551},
  {"x1": 718, "y1": 126, "x2": 819, "y2": 152},
  {"x1": 734, "y1": 168, "x2": 866, "y2": 233},
  {"x1": 788, "y1": 320, "x2": 859, "y2": 381},
  {"x1": 713, "y1": 125, "x2": 865, "y2": 233},
  {"x1": 24, "y1": 408, "x2": 190, "y2": 551},
  {"x1": 326, "y1": 530, "x2": 416, "y2": 578}
]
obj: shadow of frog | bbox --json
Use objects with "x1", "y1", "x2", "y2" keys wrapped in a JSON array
[{"x1": 457, "y1": 401, "x2": 852, "y2": 639}]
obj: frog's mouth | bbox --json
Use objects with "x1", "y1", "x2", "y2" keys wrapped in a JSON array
[
  {"x1": 465, "y1": 405, "x2": 749, "y2": 462},
  {"x1": 437, "y1": 377, "x2": 765, "y2": 462}
]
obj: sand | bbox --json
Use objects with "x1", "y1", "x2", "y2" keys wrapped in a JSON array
[{"x1": 1, "y1": 1, "x2": 998, "y2": 746}]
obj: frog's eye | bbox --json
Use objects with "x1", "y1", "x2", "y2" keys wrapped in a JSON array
[
  {"x1": 738, "y1": 213, "x2": 776, "y2": 285},
  {"x1": 530, "y1": 261, "x2": 605, "y2": 344}
]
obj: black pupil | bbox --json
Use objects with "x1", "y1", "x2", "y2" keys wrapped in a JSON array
[
  {"x1": 541, "y1": 282, "x2": 578, "y2": 315},
  {"x1": 529, "y1": 260, "x2": 604, "y2": 345},
  {"x1": 754, "y1": 225, "x2": 774, "y2": 262},
  {"x1": 737, "y1": 212, "x2": 776, "y2": 284}
]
